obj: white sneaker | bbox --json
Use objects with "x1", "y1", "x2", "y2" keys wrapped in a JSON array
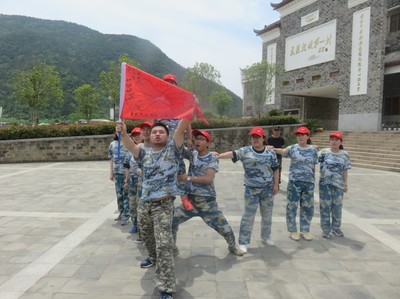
[
  {"x1": 238, "y1": 244, "x2": 248, "y2": 254},
  {"x1": 300, "y1": 232, "x2": 313, "y2": 241},
  {"x1": 262, "y1": 237, "x2": 275, "y2": 246}
]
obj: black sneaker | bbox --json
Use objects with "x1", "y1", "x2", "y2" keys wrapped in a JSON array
[
  {"x1": 160, "y1": 291, "x2": 173, "y2": 299},
  {"x1": 322, "y1": 231, "x2": 332, "y2": 239},
  {"x1": 140, "y1": 257, "x2": 154, "y2": 268},
  {"x1": 332, "y1": 229, "x2": 344, "y2": 237}
]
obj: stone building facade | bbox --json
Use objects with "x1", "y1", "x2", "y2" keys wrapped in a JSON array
[{"x1": 244, "y1": 0, "x2": 400, "y2": 131}]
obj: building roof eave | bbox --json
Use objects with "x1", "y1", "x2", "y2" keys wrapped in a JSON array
[
  {"x1": 254, "y1": 21, "x2": 281, "y2": 36},
  {"x1": 271, "y1": 0, "x2": 295, "y2": 10}
]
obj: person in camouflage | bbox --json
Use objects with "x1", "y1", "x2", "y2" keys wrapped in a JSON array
[
  {"x1": 124, "y1": 127, "x2": 143, "y2": 234},
  {"x1": 218, "y1": 127, "x2": 280, "y2": 254},
  {"x1": 270, "y1": 127, "x2": 318, "y2": 241},
  {"x1": 318, "y1": 131, "x2": 351, "y2": 239},
  {"x1": 172, "y1": 129, "x2": 244, "y2": 257},
  {"x1": 108, "y1": 133, "x2": 130, "y2": 225},
  {"x1": 117, "y1": 119, "x2": 190, "y2": 299}
]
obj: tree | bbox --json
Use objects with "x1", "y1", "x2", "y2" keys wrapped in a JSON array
[
  {"x1": 210, "y1": 89, "x2": 232, "y2": 116},
  {"x1": 243, "y1": 60, "x2": 280, "y2": 119},
  {"x1": 100, "y1": 53, "x2": 140, "y2": 120},
  {"x1": 74, "y1": 84, "x2": 100, "y2": 120},
  {"x1": 181, "y1": 62, "x2": 221, "y2": 109},
  {"x1": 11, "y1": 64, "x2": 63, "y2": 125}
]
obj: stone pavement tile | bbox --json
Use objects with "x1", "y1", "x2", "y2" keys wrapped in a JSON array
[
  {"x1": 61, "y1": 250, "x2": 92, "y2": 265},
  {"x1": 20, "y1": 293, "x2": 54, "y2": 299},
  {"x1": 9, "y1": 251, "x2": 43, "y2": 263},
  {"x1": 242, "y1": 268, "x2": 273, "y2": 281},
  {"x1": 27, "y1": 276, "x2": 68, "y2": 293},
  {"x1": 100, "y1": 265, "x2": 150, "y2": 280},
  {"x1": 271, "y1": 269, "x2": 303, "y2": 284},
  {"x1": 365, "y1": 261, "x2": 399, "y2": 272},
  {"x1": 57, "y1": 278, "x2": 96, "y2": 294},
  {"x1": 298, "y1": 269, "x2": 330, "y2": 285},
  {"x1": 365, "y1": 285, "x2": 400, "y2": 299},
  {"x1": 245, "y1": 281, "x2": 281, "y2": 299},
  {"x1": 351, "y1": 271, "x2": 389, "y2": 285},
  {"x1": 0, "y1": 262, "x2": 27, "y2": 276},
  {"x1": 47, "y1": 264, "x2": 80, "y2": 278},
  {"x1": 341, "y1": 260, "x2": 373, "y2": 272},
  {"x1": 291, "y1": 259, "x2": 320, "y2": 271},
  {"x1": 0, "y1": 275, "x2": 9, "y2": 285},
  {"x1": 276, "y1": 283, "x2": 313, "y2": 299},
  {"x1": 84, "y1": 253, "x2": 115, "y2": 266},
  {"x1": 216, "y1": 281, "x2": 249, "y2": 298},
  {"x1": 323, "y1": 270, "x2": 358, "y2": 284},
  {"x1": 377, "y1": 271, "x2": 400, "y2": 285},
  {"x1": 215, "y1": 263, "x2": 244, "y2": 282},
  {"x1": 308, "y1": 285, "x2": 375, "y2": 299},
  {"x1": 177, "y1": 280, "x2": 217, "y2": 298},
  {"x1": 99, "y1": 277, "x2": 154, "y2": 296},
  {"x1": 314, "y1": 259, "x2": 347, "y2": 271},
  {"x1": 74, "y1": 264, "x2": 108, "y2": 280},
  {"x1": 185, "y1": 266, "x2": 217, "y2": 282}
]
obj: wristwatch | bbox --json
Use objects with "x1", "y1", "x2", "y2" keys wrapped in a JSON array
[{"x1": 187, "y1": 176, "x2": 191, "y2": 181}]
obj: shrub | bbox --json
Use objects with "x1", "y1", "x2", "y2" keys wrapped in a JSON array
[{"x1": 0, "y1": 116, "x2": 301, "y2": 140}]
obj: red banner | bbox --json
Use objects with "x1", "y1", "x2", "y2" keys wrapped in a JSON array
[{"x1": 119, "y1": 63, "x2": 207, "y2": 123}]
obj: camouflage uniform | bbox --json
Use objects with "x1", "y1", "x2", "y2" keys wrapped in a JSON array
[
  {"x1": 136, "y1": 139, "x2": 182, "y2": 294},
  {"x1": 124, "y1": 153, "x2": 141, "y2": 224},
  {"x1": 108, "y1": 140, "x2": 130, "y2": 221},
  {"x1": 172, "y1": 148, "x2": 238, "y2": 251},
  {"x1": 157, "y1": 119, "x2": 187, "y2": 196},
  {"x1": 284, "y1": 144, "x2": 318, "y2": 233},
  {"x1": 318, "y1": 148, "x2": 351, "y2": 234},
  {"x1": 231, "y1": 146, "x2": 279, "y2": 245}
]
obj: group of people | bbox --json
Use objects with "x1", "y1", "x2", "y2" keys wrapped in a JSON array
[{"x1": 108, "y1": 74, "x2": 351, "y2": 299}]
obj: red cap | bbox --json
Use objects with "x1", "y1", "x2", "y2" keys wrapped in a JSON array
[
  {"x1": 250, "y1": 127, "x2": 265, "y2": 137},
  {"x1": 162, "y1": 73, "x2": 178, "y2": 85},
  {"x1": 138, "y1": 121, "x2": 153, "y2": 128},
  {"x1": 192, "y1": 129, "x2": 211, "y2": 142},
  {"x1": 329, "y1": 131, "x2": 343, "y2": 140},
  {"x1": 130, "y1": 127, "x2": 141, "y2": 136},
  {"x1": 295, "y1": 127, "x2": 310, "y2": 135}
]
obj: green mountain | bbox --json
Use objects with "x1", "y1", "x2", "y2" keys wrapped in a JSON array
[{"x1": 0, "y1": 14, "x2": 242, "y2": 120}]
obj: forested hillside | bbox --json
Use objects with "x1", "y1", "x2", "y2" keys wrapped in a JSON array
[{"x1": 0, "y1": 15, "x2": 242, "y2": 120}]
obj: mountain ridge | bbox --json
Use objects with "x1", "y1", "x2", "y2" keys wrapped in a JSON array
[{"x1": 0, "y1": 14, "x2": 242, "y2": 119}]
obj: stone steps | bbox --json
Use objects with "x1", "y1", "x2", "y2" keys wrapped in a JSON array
[{"x1": 311, "y1": 131, "x2": 400, "y2": 173}]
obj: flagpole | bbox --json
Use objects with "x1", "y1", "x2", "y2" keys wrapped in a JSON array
[{"x1": 117, "y1": 62, "x2": 127, "y2": 160}]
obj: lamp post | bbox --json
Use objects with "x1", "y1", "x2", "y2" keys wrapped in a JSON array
[{"x1": 109, "y1": 96, "x2": 115, "y2": 121}]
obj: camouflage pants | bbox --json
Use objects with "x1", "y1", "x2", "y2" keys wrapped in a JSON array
[
  {"x1": 239, "y1": 186, "x2": 274, "y2": 245},
  {"x1": 137, "y1": 198, "x2": 175, "y2": 294},
  {"x1": 172, "y1": 195, "x2": 236, "y2": 249},
  {"x1": 319, "y1": 184, "x2": 344, "y2": 233},
  {"x1": 128, "y1": 179, "x2": 139, "y2": 223},
  {"x1": 286, "y1": 180, "x2": 315, "y2": 233},
  {"x1": 114, "y1": 173, "x2": 129, "y2": 220}
]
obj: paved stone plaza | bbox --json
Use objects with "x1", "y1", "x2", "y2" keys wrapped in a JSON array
[{"x1": 0, "y1": 160, "x2": 399, "y2": 299}]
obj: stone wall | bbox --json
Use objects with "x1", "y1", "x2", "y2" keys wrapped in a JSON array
[{"x1": 0, "y1": 125, "x2": 300, "y2": 163}]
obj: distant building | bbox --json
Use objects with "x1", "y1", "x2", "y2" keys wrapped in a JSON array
[{"x1": 243, "y1": 0, "x2": 400, "y2": 131}]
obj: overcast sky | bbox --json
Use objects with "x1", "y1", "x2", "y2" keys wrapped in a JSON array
[{"x1": 1, "y1": 0, "x2": 280, "y2": 96}]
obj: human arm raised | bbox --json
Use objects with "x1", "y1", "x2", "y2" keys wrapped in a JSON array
[
  {"x1": 174, "y1": 119, "x2": 191, "y2": 148},
  {"x1": 116, "y1": 122, "x2": 140, "y2": 158}
]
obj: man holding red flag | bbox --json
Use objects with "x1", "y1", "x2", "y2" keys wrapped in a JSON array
[{"x1": 116, "y1": 118, "x2": 190, "y2": 299}]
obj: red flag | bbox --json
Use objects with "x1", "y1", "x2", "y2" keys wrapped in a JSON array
[{"x1": 119, "y1": 63, "x2": 208, "y2": 123}]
